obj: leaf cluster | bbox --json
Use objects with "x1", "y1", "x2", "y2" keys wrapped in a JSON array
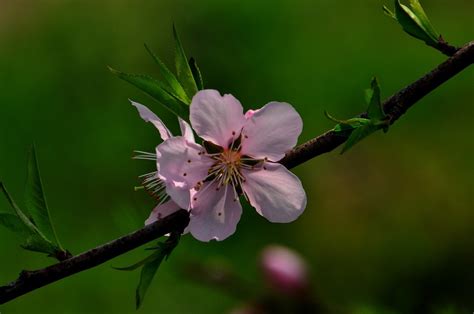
[
  {"x1": 326, "y1": 78, "x2": 389, "y2": 154},
  {"x1": 109, "y1": 26, "x2": 204, "y2": 122}
]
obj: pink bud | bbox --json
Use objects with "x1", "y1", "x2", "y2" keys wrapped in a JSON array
[{"x1": 260, "y1": 245, "x2": 310, "y2": 297}]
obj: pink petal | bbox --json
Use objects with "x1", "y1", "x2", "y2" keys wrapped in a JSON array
[
  {"x1": 131, "y1": 100, "x2": 172, "y2": 140},
  {"x1": 156, "y1": 137, "x2": 214, "y2": 193},
  {"x1": 188, "y1": 182, "x2": 242, "y2": 241},
  {"x1": 190, "y1": 90, "x2": 246, "y2": 148},
  {"x1": 145, "y1": 199, "x2": 181, "y2": 225},
  {"x1": 240, "y1": 102, "x2": 303, "y2": 161},
  {"x1": 165, "y1": 181, "x2": 191, "y2": 209},
  {"x1": 178, "y1": 117, "x2": 195, "y2": 143},
  {"x1": 242, "y1": 163, "x2": 306, "y2": 223}
]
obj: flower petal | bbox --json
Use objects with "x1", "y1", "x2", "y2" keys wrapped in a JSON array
[
  {"x1": 190, "y1": 89, "x2": 246, "y2": 148},
  {"x1": 165, "y1": 181, "x2": 190, "y2": 209},
  {"x1": 131, "y1": 100, "x2": 172, "y2": 140},
  {"x1": 188, "y1": 182, "x2": 242, "y2": 241},
  {"x1": 178, "y1": 117, "x2": 195, "y2": 143},
  {"x1": 241, "y1": 102, "x2": 303, "y2": 161},
  {"x1": 242, "y1": 163, "x2": 306, "y2": 223},
  {"x1": 145, "y1": 199, "x2": 181, "y2": 225},
  {"x1": 156, "y1": 137, "x2": 214, "y2": 192}
]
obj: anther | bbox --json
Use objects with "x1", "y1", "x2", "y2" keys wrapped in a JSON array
[
  {"x1": 232, "y1": 131, "x2": 236, "y2": 135},
  {"x1": 187, "y1": 159, "x2": 191, "y2": 163},
  {"x1": 183, "y1": 173, "x2": 187, "y2": 176},
  {"x1": 193, "y1": 197, "x2": 197, "y2": 201}
]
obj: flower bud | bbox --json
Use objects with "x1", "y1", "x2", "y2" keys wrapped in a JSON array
[{"x1": 260, "y1": 245, "x2": 309, "y2": 297}]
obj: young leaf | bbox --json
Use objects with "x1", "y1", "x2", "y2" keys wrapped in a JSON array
[
  {"x1": 1, "y1": 182, "x2": 59, "y2": 255},
  {"x1": 109, "y1": 68, "x2": 190, "y2": 121},
  {"x1": 189, "y1": 57, "x2": 204, "y2": 91},
  {"x1": 408, "y1": 0, "x2": 439, "y2": 41},
  {"x1": 25, "y1": 146, "x2": 62, "y2": 248},
  {"x1": 21, "y1": 234, "x2": 57, "y2": 255},
  {"x1": 144, "y1": 43, "x2": 190, "y2": 104},
  {"x1": 113, "y1": 249, "x2": 163, "y2": 271},
  {"x1": 0, "y1": 212, "x2": 30, "y2": 235},
  {"x1": 1, "y1": 182, "x2": 45, "y2": 238},
  {"x1": 341, "y1": 124, "x2": 380, "y2": 154},
  {"x1": 324, "y1": 111, "x2": 371, "y2": 133},
  {"x1": 392, "y1": 0, "x2": 439, "y2": 46},
  {"x1": 135, "y1": 251, "x2": 166, "y2": 309},
  {"x1": 173, "y1": 25, "x2": 198, "y2": 98},
  {"x1": 366, "y1": 77, "x2": 385, "y2": 121}
]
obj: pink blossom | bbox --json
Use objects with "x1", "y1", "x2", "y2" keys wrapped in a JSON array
[
  {"x1": 155, "y1": 90, "x2": 307, "y2": 242},
  {"x1": 131, "y1": 100, "x2": 194, "y2": 227},
  {"x1": 260, "y1": 245, "x2": 310, "y2": 296}
]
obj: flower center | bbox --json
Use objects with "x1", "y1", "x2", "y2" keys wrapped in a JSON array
[{"x1": 207, "y1": 149, "x2": 245, "y2": 189}]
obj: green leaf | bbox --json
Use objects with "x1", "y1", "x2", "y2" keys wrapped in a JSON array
[
  {"x1": 341, "y1": 124, "x2": 380, "y2": 154},
  {"x1": 173, "y1": 25, "x2": 198, "y2": 98},
  {"x1": 393, "y1": 0, "x2": 439, "y2": 46},
  {"x1": 0, "y1": 212, "x2": 30, "y2": 235},
  {"x1": 408, "y1": 0, "x2": 439, "y2": 41},
  {"x1": 21, "y1": 234, "x2": 57, "y2": 254},
  {"x1": 324, "y1": 111, "x2": 371, "y2": 133},
  {"x1": 110, "y1": 68, "x2": 190, "y2": 121},
  {"x1": 366, "y1": 77, "x2": 385, "y2": 121},
  {"x1": 1, "y1": 182, "x2": 58, "y2": 255},
  {"x1": 25, "y1": 146, "x2": 62, "y2": 248},
  {"x1": 144, "y1": 43, "x2": 190, "y2": 104},
  {"x1": 189, "y1": 57, "x2": 204, "y2": 90},
  {"x1": 135, "y1": 251, "x2": 166, "y2": 309},
  {"x1": 383, "y1": 5, "x2": 396, "y2": 19},
  {"x1": 113, "y1": 248, "x2": 164, "y2": 271}
]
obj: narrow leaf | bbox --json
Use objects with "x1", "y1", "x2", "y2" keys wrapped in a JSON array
[
  {"x1": 366, "y1": 77, "x2": 385, "y2": 121},
  {"x1": 25, "y1": 146, "x2": 62, "y2": 247},
  {"x1": 110, "y1": 67, "x2": 190, "y2": 121},
  {"x1": 144, "y1": 43, "x2": 190, "y2": 104},
  {"x1": 408, "y1": 0, "x2": 439, "y2": 41},
  {"x1": 383, "y1": 5, "x2": 396, "y2": 19},
  {"x1": 173, "y1": 25, "x2": 198, "y2": 98},
  {"x1": 136, "y1": 252, "x2": 166, "y2": 309},
  {"x1": 394, "y1": 0, "x2": 437, "y2": 46},
  {"x1": 113, "y1": 250, "x2": 162, "y2": 271},
  {"x1": 341, "y1": 124, "x2": 380, "y2": 154},
  {"x1": 21, "y1": 234, "x2": 57, "y2": 255},
  {"x1": 1, "y1": 182, "x2": 58, "y2": 254},
  {"x1": 324, "y1": 111, "x2": 370, "y2": 132},
  {"x1": 0, "y1": 213, "x2": 30, "y2": 235},
  {"x1": 189, "y1": 57, "x2": 204, "y2": 90}
]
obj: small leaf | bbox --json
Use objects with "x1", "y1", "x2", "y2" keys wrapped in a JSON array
[
  {"x1": 341, "y1": 124, "x2": 380, "y2": 154},
  {"x1": 144, "y1": 43, "x2": 190, "y2": 104},
  {"x1": 1, "y1": 182, "x2": 58, "y2": 255},
  {"x1": 25, "y1": 146, "x2": 62, "y2": 248},
  {"x1": 110, "y1": 68, "x2": 190, "y2": 121},
  {"x1": 393, "y1": 0, "x2": 439, "y2": 46},
  {"x1": 173, "y1": 25, "x2": 198, "y2": 98},
  {"x1": 135, "y1": 251, "x2": 166, "y2": 309},
  {"x1": 324, "y1": 111, "x2": 371, "y2": 133},
  {"x1": 383, "y1": 5, "x2": 396, "y2": 19},
  {"x1": 408, "y1": 0, "x2": 439, "y2": 41},
  {"x1": 189, "y1": 57, "x2": 204, "y2": 90},
  {"x1": 366, "y1": 77, "x2": 385, "y2": 121},
  {"x1": 113, "y1": 249, "x2": 163, "y2": 271},
  {"x1": 0, "y1": 213, "x2": 30, "y2": 235},
  {"x1": 21, "y1": 234, "x2": 57, "y2": 254}
]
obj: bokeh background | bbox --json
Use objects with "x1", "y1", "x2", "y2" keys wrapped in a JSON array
[{"x1": 0, "y1": 0, "x2": 473, "y2": 313}]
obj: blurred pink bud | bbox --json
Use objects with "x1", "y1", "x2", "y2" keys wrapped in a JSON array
[{"x1": 260, "y1": 245, "x2": 310, "y2": 296}]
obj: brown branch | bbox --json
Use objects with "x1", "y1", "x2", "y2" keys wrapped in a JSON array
[{"x1": 1, "y1": 41, "x2": 473, "y2": 305}]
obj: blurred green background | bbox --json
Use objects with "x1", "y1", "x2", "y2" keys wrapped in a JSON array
[{"x1": 0, "y1": 0, "x2": 473, "y2": 313}]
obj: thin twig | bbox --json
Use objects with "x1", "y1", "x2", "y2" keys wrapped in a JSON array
[{"x1": 0, "y1": 41, "x2": 473, "y2": 305}]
